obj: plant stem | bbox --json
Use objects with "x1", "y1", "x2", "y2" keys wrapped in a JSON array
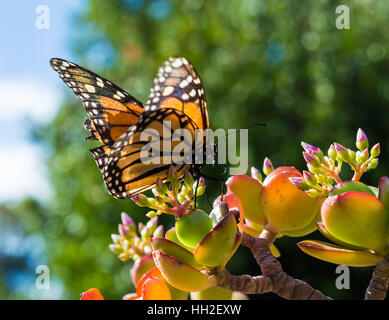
[
  {"x1": 216, "y1": 232, "x2": 332, "y2": 300},
  {"x1": 365, "y1": 255, "x2": 389, "y2": 300}
]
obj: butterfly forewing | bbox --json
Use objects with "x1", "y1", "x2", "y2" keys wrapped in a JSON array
[
  {"x1": 145, "y1": 57, "x2": 209, "y2": 131},
  {"x1": 50, "y1": 58, "x2": 143, "y2": 147}
]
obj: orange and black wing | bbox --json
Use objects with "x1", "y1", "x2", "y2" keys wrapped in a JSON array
[
  {"x1": 144, "y1": 57, "x2": 209, "y2": 130},
  {"x1": 50, "y1": 58, "x2": 143, "y2": 147},
  {"x1": 97, "y1": 108, "x2": 198, "y2": 199}
]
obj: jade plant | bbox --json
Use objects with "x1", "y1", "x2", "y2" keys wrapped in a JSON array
[{"x1": 81, "y1": 129, "x2": 389, "y2": 300}]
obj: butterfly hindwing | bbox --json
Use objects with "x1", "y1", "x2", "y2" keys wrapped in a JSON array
[
  {"x1": 100, "y1": 108, "x2": 197, "y2": 199},
  {"x1": 50, "y1": 58, "x2": 143, "y2": 147}
]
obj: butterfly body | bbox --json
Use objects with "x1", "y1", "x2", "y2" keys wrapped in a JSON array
[{"x1": 50, "y1": 57, "x2": 210, "y2": 199}]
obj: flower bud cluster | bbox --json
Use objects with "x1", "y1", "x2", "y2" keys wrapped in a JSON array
[
  {"x1": 109, "y1": 213, "x2": 163, "y2": 261},
  {"x1": 290, "y1": 129, "x2": 380, "y2": 196},
  {"x1": 131, "y1": 166, "x2": 205, "y2": 218}
]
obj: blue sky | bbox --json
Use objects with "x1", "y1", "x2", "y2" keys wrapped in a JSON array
[{"x1": 0, "y1": 1, "x2": 83, "y2": 201}]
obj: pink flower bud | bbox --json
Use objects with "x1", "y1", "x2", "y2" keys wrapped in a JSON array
[
  {"x1": 251, "y1": 166, "x2": 262, "y2": 182},
  {"x1": 111, "y1": 234, "x2": 121, "y2": 243},
  {"x1": 356, "y1": 128, "x2": 369, "y2": 151},
  {"x1": 333, "y1": 143, "x2": 348, "y2": 161},
  {"x1": 263, "y1": 157, "x2": 274, "y2": 176},
  {"x1": 121, "y1": 212, "x2": 134, "y2": 227},
  {"x1": 153, "y1": 225, "x2": 164, "y2": 237},
  {"x1": 301, "y1": 142, "x2": 320, "y2": 153},
  {"x1": 109, "y1": 244, "x2": 121, "y2": 254},
  {"x1": 289, "y1": 176, "x2": 304, "y2": 188},
  {"x1": 328, "y1": 144, "x2": 337, "y2": 160},
  {"x1": 303, "y1": 170, "x2": 317, "y2": 187},
  {"x1": 168, "y1": 165, "x2": 178, "y2": 180},
  {"x1": 119, "y1": 224, "x2": 129, "y2": 237},
  {"x1": 303, "y1": 152, "x2": 320, "y2": 166},
  {"x1": 371, "y1": 143, "x2": 380, "y2": 158},
  {"x1": 131, "y1": 194, "x2": 150, "y2": 207},
  {"x1": 303, "y1": 170, "x2": 313, "y2": 180}
]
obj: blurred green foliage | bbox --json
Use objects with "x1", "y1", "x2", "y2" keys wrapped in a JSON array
[{"x1": 3, "y1": 0, "x2": 389, "y2": 299}]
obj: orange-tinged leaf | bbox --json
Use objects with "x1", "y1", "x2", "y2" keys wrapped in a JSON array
[
  {"x1": 142, "y1": 276, "x2": 172, "y2": 300},
  {"x1": 136, "y1": 266, "x2": 164, "y2": 297},
  {"x1": 122, "y1": 293, "x2": 138, "y2": 300},
  {"x1": 322, "y1": 192, "x2": 388, "y2": 252},
  {"x1": 130, "y1": 255, "x2": 155, "y2": 287},
  {"x1": 150, "y1": 237, "x2": 201, "y2": 268},
  {"x1": 298, "y1": 240, "x2": 383, "y2": 267},
  {"x1": 80, "y1": 288, "x2": 104, "y2": 300},
  {"x1": 226, "y1": 175, "x2": 267, "y2": 225},
  {"x1": 191, "y1": 286, "x2": 233, "y2": 300},
  {"x1": 261, "y1": 169, "x2": 319, "y2": 233},
  {"x1": 194, "y1": 213, "x2": 237, "y2": 267},
  {"x1": 153, "y1": 251, "x2": 215, "y2": 292},
  {"x1": 280, "y1": 205, "x2": 321, "y2": 238},
  {"x1": 316, "y1": 222, "x2": 368, "y2": 251}
]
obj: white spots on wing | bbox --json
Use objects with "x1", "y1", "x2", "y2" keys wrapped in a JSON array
[
  {"x1": 189, "y1": 89, "x2": 196, "y2": 97},
  {"x1": 162, "y1": 86, "x2": 174, "y2": 96},
  {"x1": 96, "y1": 79, "x2": 104, "y2": 88},
  {"x1": 186, "y1": 75, "x2": 193, "y2": 83},
  {"x1": 113, "y1": 94, "x2": 121, "y2": 100},
  {"x1": 117, "y1": 91, "x2": 125, "y2": 98},
  {"x1": 179, "y1": 80, "x2": 188, "y2": 88},
  {"x1": 181, "y1": 93, "x2": 189, "y2": 100},
  {"x1": 82, "y1": 93, "x2": 90, "y2": 99},
  {"x1": 85, "y1": 84, "x2": 96, "y2": 93},
  {"x1": 171, "y1": 59, "x2": 183, "y2": 68}
]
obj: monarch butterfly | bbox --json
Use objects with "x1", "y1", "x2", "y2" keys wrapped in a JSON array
[{"x1": 50, "y1": 57, "x2": 211, "y2": 199}]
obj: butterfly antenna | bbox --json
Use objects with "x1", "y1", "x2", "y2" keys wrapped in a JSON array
[
  {"x1": 222, "y1": 122, "x2": 266, "y2": 138},
  {"x1": 203, "y1": 191, "x2": 213, "y2": 209}
]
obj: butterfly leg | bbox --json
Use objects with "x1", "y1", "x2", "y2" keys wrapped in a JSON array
[{"x1": 194, "y1": 177, "x2": 200, "y2": 208}]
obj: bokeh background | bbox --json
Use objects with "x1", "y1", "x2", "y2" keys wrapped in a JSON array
[{"x1": 0, "y1": 0, "x2": 388, "y2": 299}]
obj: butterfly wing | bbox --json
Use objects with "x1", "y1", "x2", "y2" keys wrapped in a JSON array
[
  {"x1": 145, "y1": 57, "x2": 209, "y2": 130},
  {"x1": 96, "y1": 108, "x2": 197, "y2": 199},
  {"x1": 50, "y1": 58, "x2": 143, "y2": 147}
]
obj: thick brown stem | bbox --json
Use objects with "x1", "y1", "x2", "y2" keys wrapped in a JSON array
[
  {"x1": 239, "y1": 232, "x2": 332, "y2": 300},
  {"x1": 216, "y1": 268, "x2": 273, "y2": 294},
  {"x1": 365, "y1": 255, "x2": 389, "y2": 300}
]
